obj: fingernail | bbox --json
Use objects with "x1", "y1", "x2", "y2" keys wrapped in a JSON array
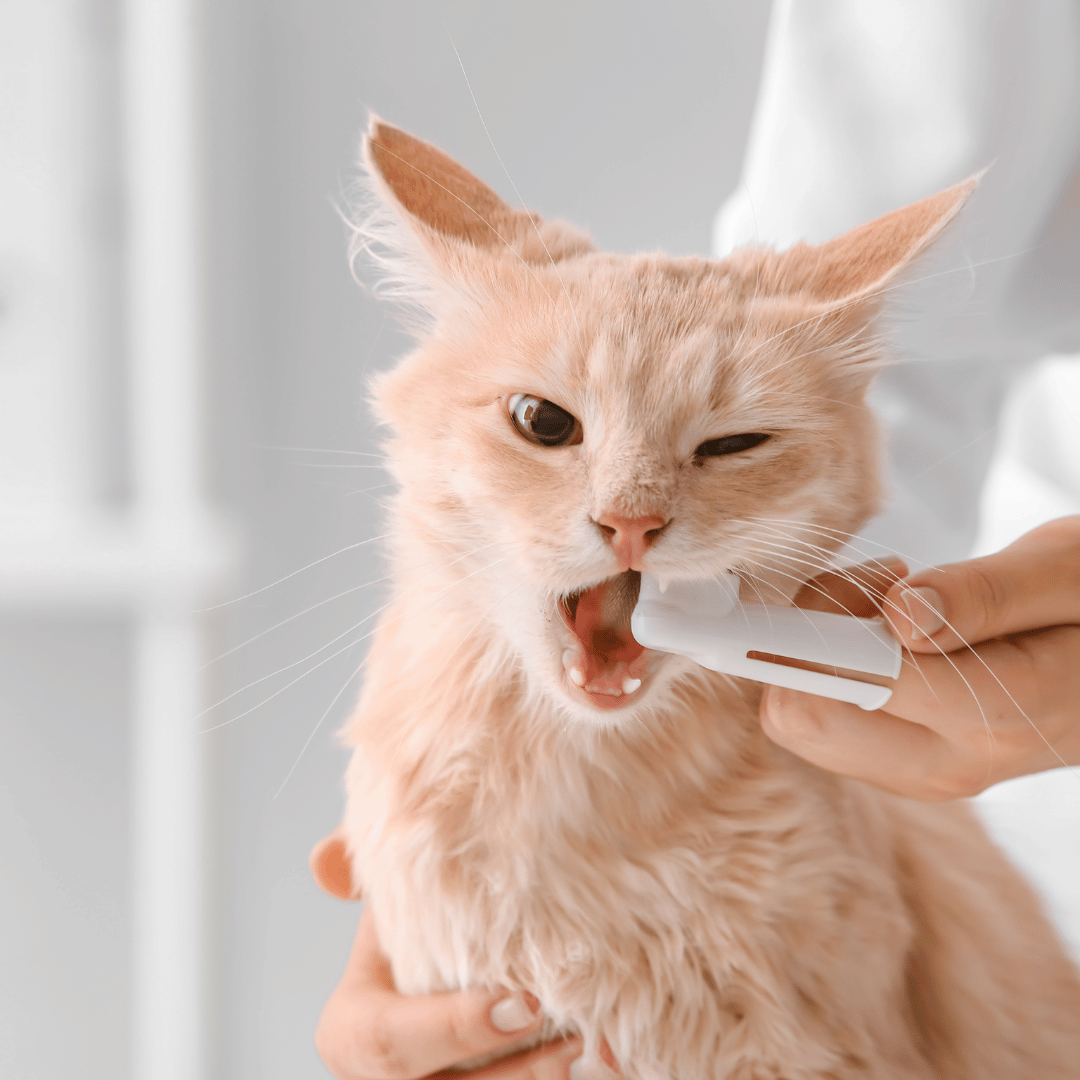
[
  {"x1": 490, "y1": 994, "x2": 538, "y2": 1033},
  {"x1": 569, "y1": 1055, "x2": 618, "y2": 1080},
  {"x1": 763, "y1": 686, "x2": 824, "y2": 740},
  {"x1": 899, "y1": 586, "x2": 945, "y2": 640}
]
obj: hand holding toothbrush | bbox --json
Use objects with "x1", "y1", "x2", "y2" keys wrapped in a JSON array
[{"x1": 762, "y1": 517, "x2": 1080, "y2": 800}]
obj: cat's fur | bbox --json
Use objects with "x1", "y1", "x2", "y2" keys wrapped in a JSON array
[{"x1": 339, "y1": 119, "x2": 1080, "y2": 1078}]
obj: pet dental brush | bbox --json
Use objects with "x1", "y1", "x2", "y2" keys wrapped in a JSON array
[{"x1": 630, "y1": 573, "x2": 901, "y2": 710}]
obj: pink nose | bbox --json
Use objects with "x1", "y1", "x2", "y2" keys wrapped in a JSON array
[{"x1": 594, "y1": 513, "x2": 669, "y2": 570}]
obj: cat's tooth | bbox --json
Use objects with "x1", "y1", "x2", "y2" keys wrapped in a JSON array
[
  {"x1": 563, "y1": 649, "x2": 586, "y2": 687},
  {"x1": 622, "y1": 677, "x2": 641, "y2": 695},
  {"x1": 656, "y1": 576, "x2": 669, "y2": 594}
]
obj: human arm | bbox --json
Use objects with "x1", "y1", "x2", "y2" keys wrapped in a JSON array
[{"x1": 762, "y1": 517, "x2": 1080, "y2": 799}]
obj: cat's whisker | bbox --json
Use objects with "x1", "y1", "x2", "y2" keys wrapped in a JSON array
[
  {"x1": 292, "y1": 462, "x2": 389, "y2": 470},
  {"x1": 199, "y1": 532, "x2": 396, "y2": 612},
  {"x1": 734, "y1": 247, "x2": 1031, "y2": 374},
  {"x1": 737, "y1": 554, "x2": 934, "y2": 691},
  {"x1": 199, "y1": 549, "x2": 517, "y2": 724},
  {"x1": 746, "y1": 516, "x2": 934, "y2": 572},
  {"x1": 203, "y1": 577, "x2": 389, "y2": 670},
  {"x1": 737, "y1": 555, "x2": 992, "y2": 740},
  {"x1": 741, "y1": 535, "x2": 1080, "y2": 780},
  {"x1": 340, "y1": 482, "x2": 398, "y2": 501},
  {"x1": 740, "y1": 526, "x2": 871, "y2": 576},
  {"x1": 253, "y1": 443, "x2": 385, "y2": 459},
  {"x1": 203, "y1": 539, "x2": 507, "y2": 669},
  {"x1": 201, "y1": 551, "x2": 519, "y2": 734},
  {"x1": 273, "y1": 659, "x2": 364, "y2": 800},
  {"x1": 736, "y1": 565, "x2": 840, "y2": 658},
  {"x1": 895, "y1": 597, "x2": 1080, "y2": 781},
  {"x1": 737, "y1": 302, "x2": 880, "y2": 372},
  {"x1": 200, "y1": 633, "x2": 366, "y2": 734},
  {"x1": 739, "y1": 544, "x2": 944, "y2": 687},
  {"x1": 909, "y1": 426, "x2": 997, "y2": 480},
  {"x1": 446, "y1": 31, "x2": 583, "y2": 337},
  {"x1": 865, "y1": 246, "x2": 1035, "y2": 310}
]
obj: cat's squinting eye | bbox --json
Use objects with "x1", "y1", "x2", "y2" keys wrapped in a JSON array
[
  {"x1": 694, "y1": 433, "x2": 771, "y2": 458},
  {"x1": 508, "y1": 393, "x2": 583, "y2": 448}
]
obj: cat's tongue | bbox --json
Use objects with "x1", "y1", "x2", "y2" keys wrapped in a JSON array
[{"x1": 562, "y1": 572, "x2": 648, "y2": 707}]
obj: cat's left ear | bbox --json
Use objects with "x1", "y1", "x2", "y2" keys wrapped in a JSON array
[
  {"x1": 770, "y1": 175, "x2": 979, "y2": 307},
  {"x1": 358, "y1": 117, "x2": 593, "y2": 302}
]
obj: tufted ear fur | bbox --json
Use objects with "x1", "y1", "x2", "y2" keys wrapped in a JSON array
[
  {"x1": 360, "y1": 117, "x2": 594, "y2": 277},
  {"x1": 765, "y1": 175, "x2": 979, "y2": 307},
  {"x1": 720, "y1": 175, "x2": 979, "y2": 392}
]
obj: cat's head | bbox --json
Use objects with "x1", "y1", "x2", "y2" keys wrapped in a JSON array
[{"x1": 356, "y1": 117, "x2": 973, "y2": 725}]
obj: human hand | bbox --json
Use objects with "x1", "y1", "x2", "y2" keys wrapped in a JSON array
[
  {"x1": 760, "y1": 517, "x2": 1080, "y2": 800},
  {"x1": 310, "y1": 835, "x2": 609, "y2": 1079}
]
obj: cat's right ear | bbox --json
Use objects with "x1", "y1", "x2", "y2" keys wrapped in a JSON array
[{"x1": 356, "y1": 117, "x2": 592, "y2": 309}]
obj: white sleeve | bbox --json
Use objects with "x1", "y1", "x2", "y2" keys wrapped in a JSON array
[{"x1": 716, "y1": 0, "x2": 1080, "y2": 567}]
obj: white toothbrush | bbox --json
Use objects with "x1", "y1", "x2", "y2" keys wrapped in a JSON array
[{"x1": 630, "y1": 573, "x2": 901, "y2": 710}]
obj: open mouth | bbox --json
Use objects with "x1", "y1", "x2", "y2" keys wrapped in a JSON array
[{"x1": 558, "y1": 571, "x2": 652, "y2": 709}]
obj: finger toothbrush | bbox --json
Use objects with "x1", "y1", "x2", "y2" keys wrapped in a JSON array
[{"x1": 631, "y1": 573, "x2": 901, "y2": 710}]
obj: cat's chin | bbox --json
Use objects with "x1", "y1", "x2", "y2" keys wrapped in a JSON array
[{"x1": 555, "y1": 570, "x2": 658, "y2": 713}]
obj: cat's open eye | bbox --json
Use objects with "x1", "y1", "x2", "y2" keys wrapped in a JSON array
[
  {"x1": 508, "y1": 393, "x2": 583, "y2": 447},
  {"x1": 694, "y1": 433, "x2": 771, "y2": 458}
]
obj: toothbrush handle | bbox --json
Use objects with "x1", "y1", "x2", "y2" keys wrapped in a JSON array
[
  {"x1": 631, "y1": 600, "x2": 901, "y2": 711},
  {"x1": 715, "y1": 606, "x2": 902, "y2": 679},
  {"x1": 693, "y1": 652, "x2": 895, "y2": 711}
]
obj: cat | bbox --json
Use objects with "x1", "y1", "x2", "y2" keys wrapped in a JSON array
[{"x1": 336, "y1": 117, "x2": 1080, "y2": 1078}]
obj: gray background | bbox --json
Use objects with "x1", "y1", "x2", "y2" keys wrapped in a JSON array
[{"x1": 0, "y1": 3, "x2": 772, "y2": 1078}]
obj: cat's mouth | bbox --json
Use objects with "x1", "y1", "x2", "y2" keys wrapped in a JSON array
[{"x1": 557, "y1": 571, "x2": 653, "y2": 710}]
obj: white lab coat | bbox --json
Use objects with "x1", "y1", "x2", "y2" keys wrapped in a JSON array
[
  {"x1": 715, "y1": 0, "x2": 1080, "y2": 568},
  {"x1": 715, "y1": 0, "x2": 1080, "y2": 957}
]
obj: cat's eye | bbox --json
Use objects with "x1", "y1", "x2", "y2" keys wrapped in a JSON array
[
  {"x1": 508, "y1": 393, "x2": 583, "y2": 447},
  {"x1": 694, "y1": 433, "x2": 771, "y2": 457}
]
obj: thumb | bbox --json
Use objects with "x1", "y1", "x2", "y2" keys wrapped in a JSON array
[
  {"x1": 884, "y1": 516, "x2": 1080, "y2": 653},
  {"x1": 310, "y1": 831, "x2": 360, "y2": 900}
]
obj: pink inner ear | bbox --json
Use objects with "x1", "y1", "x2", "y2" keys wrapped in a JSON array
[
  {"x1": 366, "y1": 119, "x2": 512, "y2": 247},
  {"x1": 777, "y1": 175, "x2": 979, "y2": 305}
]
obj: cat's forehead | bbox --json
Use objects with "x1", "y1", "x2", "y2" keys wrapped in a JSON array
[{"x1": 497, "y1": 252, "x2": 790, "y2": 412}]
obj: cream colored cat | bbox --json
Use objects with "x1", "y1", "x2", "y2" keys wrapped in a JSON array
[{"x1": 338, "y1": 118, "x2": 1080, "y2": 1078}]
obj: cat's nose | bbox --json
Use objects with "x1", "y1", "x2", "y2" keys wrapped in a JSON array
[{"x1": 593, "y1": 512, "x2": 670, "y2": 571}]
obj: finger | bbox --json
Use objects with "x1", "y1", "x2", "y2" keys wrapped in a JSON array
[
  {"x1": 319, "y1": 983, "x2": 544, "y2": 1080},
  {"x1": 372, "y1": 986, "x2": 543, "y2": 1079},
  {"x1": 793, "y1": 556, "x2": 908, "y2": 617},
  {"x1": 885, "y1": 517, "x2": 1080, "y2": 652},
  {"x1": 882, "y1": 626, "x2": 1080, "y2": 763},
  {"x1": 311, "y1": 832, "x2": 360, "y2": 900},
  {"x1": 762, "y1": 627, "x2": 1080, "y2": 797},
  {"x1": 326, "y1": 911, "x2": 543, "y2": 1079},
  {"x1": 435, "y1": 1038, "x2": 584, "y2": 1079},
  {"x1": 760, "y1": 685, "x2": 949, "y2": 797}
]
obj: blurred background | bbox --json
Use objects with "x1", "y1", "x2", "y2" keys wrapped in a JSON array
[{"x1": 0, "y1": 2, "x2": 1076, "y2": 1079}]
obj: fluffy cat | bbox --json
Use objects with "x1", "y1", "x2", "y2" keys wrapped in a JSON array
[{"x1": 337, "y1": 118, "x2": 1080, "y2": 1078}]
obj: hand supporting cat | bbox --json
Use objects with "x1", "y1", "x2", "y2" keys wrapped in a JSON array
[
  {"x1": 311, "y1": 837, "x2": 608, "y2": 1080},
  {"x1": 764, "y1": 515, "x2": 1080, "y2": 798}
]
